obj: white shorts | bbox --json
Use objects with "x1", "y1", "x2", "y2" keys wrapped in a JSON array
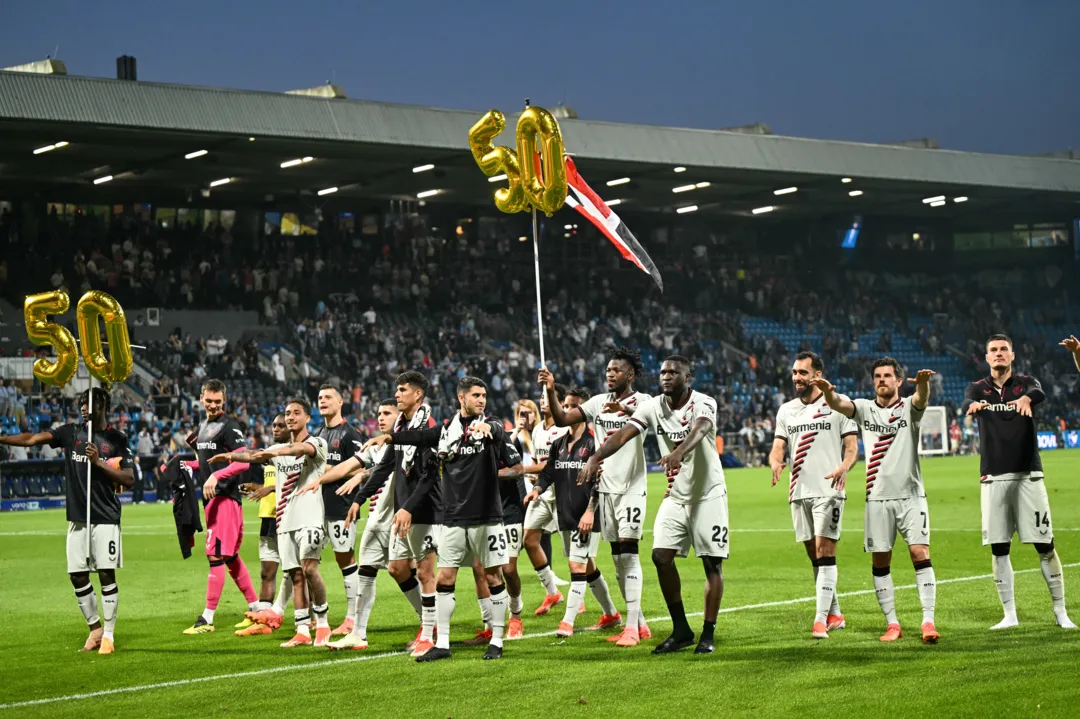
[
  {"x1": 280, "y1": 527, "x2": 326, "y2": 572},
  {"x1": 390, "y1": 524, "x2": 439, "y2": 562},
  {"x1": 524, "y1": 489, "x2": 559, "y2": 533},
  {"x1": 66, "y1": 522, "x2": 122, "y2": 574},
  {"x1": 560, "y1": 528, "x2": 601, "y2": 564},
  {"x1": 438, "y1": 524, "x2": 509, "y2": 569},
  {"x1": 599, "y1": 491, "x2": 647, "y2": 542},
  {"x1": 503, "y1": 523, "x2": 523, "y2": 559},
  {"x1": 258, "y1": 534, "x2": 280, "y2": 564},
  {"x1": 791, "y1": 497, "x2": 844, "y2": 543},
  {"x1": 652, "y1": 494, "x2": 730, "y2": 559},
  {"x1": 325, "y1": 519, "x2": 357, "y2": 554},
  {"x1": 864, "y1": 497, "x2": 930, "y2": 553},
  {"x1": 981, "y1": 477, "x2": 1054, "y2": 545},
  {"x1": 358, "y1": 521, "x2": 391, "y2": 569}
]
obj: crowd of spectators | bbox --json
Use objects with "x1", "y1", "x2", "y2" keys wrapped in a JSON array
[{"x1": 2, "y1": 207, "x2": 1079, "y2": 469}]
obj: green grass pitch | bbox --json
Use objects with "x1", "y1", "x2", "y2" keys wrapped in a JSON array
[{"x1": 2, "y1": 451, "x2": 1079, "y2": 718}]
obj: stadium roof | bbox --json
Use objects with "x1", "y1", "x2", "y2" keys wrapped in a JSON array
[{"x1": 2, "y1": 70, "x2": 1079, "y2": 218}]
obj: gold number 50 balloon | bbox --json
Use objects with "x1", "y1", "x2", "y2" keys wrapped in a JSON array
[
  {"x1": 468, "y1": 106, "x2": 568, "y2": 216},
  {"x1": 23, "y1": 290, "x2": 133, "y2": 386}
]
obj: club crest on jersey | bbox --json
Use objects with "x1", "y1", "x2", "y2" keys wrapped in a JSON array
[
  {"x1": 332, "y1": 439, "x2": 340, "y2": 448},
  {"x1": 99, "y1": 443, "x2": 112, "y2": 455},
  {"x1": 1013, "y1": 386, "x2": 1022, "y2": 398},
  {"x1": 579, "y1": 446, "x2": 589, "y2": 458}
]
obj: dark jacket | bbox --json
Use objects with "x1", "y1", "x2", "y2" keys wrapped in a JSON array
[{"x1": 164, "y1": 455, "x2": 203, "y2": 558}]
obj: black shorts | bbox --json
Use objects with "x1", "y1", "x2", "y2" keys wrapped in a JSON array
[{"x1": 260, "y1": 517, "x2": 276, "y2": 539}]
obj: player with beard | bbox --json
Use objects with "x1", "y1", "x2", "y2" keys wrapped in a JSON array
[
  {"x1": 812, "y1": 358, "x2": 940, "y2": 644},
  {"x1": 0, "y1": 388, "x2": 134, "y2": 654},
  {"x1": 581, "y1": 357, "x2": 728, "y2": 654},
  {"x1": 364, "y1": 376, "x2": 523, "y2": 661},
  {"x1": 769, "y1": 352, "x2": 858, "y2": 638},
  {"x1": 235, "y1": 414, "x2": 296, "y2": 635},
  {"x1": 183, "y1": 379, "x2": 261, "y2": 635},
  {"x1": 539, "y1": 346, "x2": 653, "y2": 645},
  {"x1": 312, "y1": 384, "x2": 367, "y2": 636},
  {"x1": 964, "y1": 334, "x2": 1075, "y2": 630}
]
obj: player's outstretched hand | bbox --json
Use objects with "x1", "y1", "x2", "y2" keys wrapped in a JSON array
[
  {"x1": 537, "y1": 366, "x2": 554, "y2": 389},
  {"x1": 470, "y1": 422, "x2": 493, "y2": 440},
  {"x1": 1060, "y1": 335, "x2": 1080, "y2": 353},
  {"x1": 577, "y1": 457, "x2": 600, "y2": 486},
  {"x1": 602, "y1": 400, "x2": 632, "y2": 415},
  {"x1": 246, "y1": 485, "x2": 272, "y2": 501},
  {"x1": 659, "y1": 451, "x2": 683, "y2": 475},
  {"x1": 1007, "y1": 395, "x2": 1033, "y2": 417},
  {"x1": 807, "y1": 377, "x2": 835, "y2": 394},
  {"x1": 907, "y1": 369, "x2": 937, "y2": 384},
  {"x1": 296, "y1": 481, "x2": 320, "y2": 496},
  {"x1": 966, "y1": 401, "x2": 989, "y2": 416},
  {"x1": 523, "y1": 488, "x2": 540, "y2": 506},
  {"x1": 825, "y1": 465, "x2": 847, "y2": 492},
  {"x1": 336, "y1": 471, "x2": 369, "y2": 496},
  {"x1": 344, "y1": 502, "x2": 361, "y2": 531},
  {"x1": 361, "y1": 435, "x2": 391, "y2": 453},
  {"x1": 770, "y1": 462, "x2": 786, "y2": 487}
]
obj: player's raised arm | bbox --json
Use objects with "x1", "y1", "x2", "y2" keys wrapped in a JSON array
[
  {"x1": 388, "y1": 424, "x2": 442, "y2": 448},
  {"x1": 808, "y1": 378, "x2": 854, "y2": 418},
  {"x1": 578, "y1": 421, "x2": 642, "y2": 485},
  {"x1": 908, "y1": 369, "x2": 936, "y2": 411},
  {"x1": 0, "y1": 429, "x2": 55, "y2": 447},
  {"x1": 1062, "y1": 336, "x2": 1080, "y2": 373},
  {"x1": 769, "y1": 437, "x2": 787, "y2": 487},
  {"x1": 539, "y1": 366, "x2": 585, "y2": 427}
]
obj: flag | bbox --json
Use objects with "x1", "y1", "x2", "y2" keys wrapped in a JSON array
[{"x1": 564, "y1": 158, "x2": 664, "y2": 291}]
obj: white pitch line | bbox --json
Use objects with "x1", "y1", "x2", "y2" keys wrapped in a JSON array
[{"x1": 2, "y1": 562, "x2": 1076, "y2": 711}]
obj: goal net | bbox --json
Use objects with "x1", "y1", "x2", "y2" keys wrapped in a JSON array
[{"x1": 918, "y1": 405, "x2": 948, "y2": 456}]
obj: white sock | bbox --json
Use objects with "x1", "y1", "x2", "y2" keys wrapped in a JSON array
[
  {"x1": 814, "y1": 562, "x2": 837, "y2": 625},
  {"x1": 993, "y1": 554, "x2": 1016, "y2": 616},
  {"x1": 814, "y1": 564, "x2": 843, "y2": 616},
  {"x1": 312, "y1": 602, "x2": 330, "y2": 629},
  {"x1": 915, "y1": 564, "x2": 936, "y2": 624},
  {"x1": 435, "y1": 590, "x2": 456, "y2": 649},
  {"x1": 100, "y1": 583, "x2": 118, "y2": 641},
  {"x1": 74, "y1": 584, "x2": 100, "y2": 627},
  {"x1": 586, "y1": 570, "x2": 618, "y2": 617},
  {"x1": 1039, "y1": 551, "x2": 1066, "y2": 612},
  {"x1": 272, "y1": 576, "x2": 290, "y2": 615},
  {"x1": 619, "y1": 553, "x2": 643, "y2": 629},
  {"x1": 478, "y1": 596, "x2": 493, "y2": 629},
  {"x1": 420, "y1": 593, "x2": 436, "y2": 641},
  {"x1": 400, "y1": 579, "x2": 423, "y2": 620},
  {"x1": 353, "y1": 575, "x2": 377, "y2": 640},
  {"x1": 294, "y1": 609, "x2": 311, "y2": 636},
  {"x1": 489, "y1": 586, "x2": 508, "y2": 648},
  {"x1": 561, "y1": 577, "x2": 587, "y2": 627},
  {"x1": 509, "y1": 592, "x2": 524, "y2": 619},
  {"x1": 873, "y1": 570, "x2": 898, "y2": 625},
  {"x1": 536, "y1": 564, "x2": 559, "y2": 596},
  {"x1": 342, "y1": 565, "x2": 360, "y2": 623},
  {"x1": 201, "y1": 608, "x2": 216, "y2": 624},
  {"x1": 255, "y1": 600, "x2": 272, "y2": 612}
]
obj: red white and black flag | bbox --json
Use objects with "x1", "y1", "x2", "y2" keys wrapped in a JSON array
[{"x1": 564, "y1": 158, "x2": 664, "y2": 291}]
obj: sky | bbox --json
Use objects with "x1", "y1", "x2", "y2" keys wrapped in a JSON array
[{"x1": 1, "y1": 0, "x2": 1077, "y2": 156}]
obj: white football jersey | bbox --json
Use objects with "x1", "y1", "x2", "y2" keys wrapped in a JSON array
[
  {"x1": 629, "y1": 390, "x2": 725, "y2": 504},
  {"x1": 359, "y1": 443, "x2": 394, "y2": 526},
  {"x1": 775, "y1": 394, "x2": 858, "y2": 502},
  {"x1": 528, "y1": 422, "x2": 570, "y2": 495},
  {"x1": 581, "y1": 391, "x2": 651, "y2": 495},
  {"x1": 852, "y1": 397, "x2": 925, "y2": 501},
  {"x1": 273, "y1": 436, "x2": 328, "y2": 533}
]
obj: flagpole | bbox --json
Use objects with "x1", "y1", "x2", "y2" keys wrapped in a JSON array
[
  {"x1": 85, "y1": 368, "x2": 93, "y2": 566},
  {"x1": 531, "y1": 207, "x2": 546, "y2": 368}
]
